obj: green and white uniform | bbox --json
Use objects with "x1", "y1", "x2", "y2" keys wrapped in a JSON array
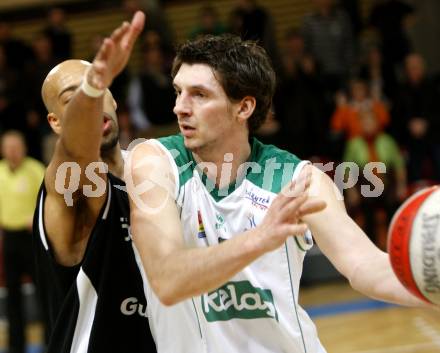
[{"x1": 145, "y1": 135, "x2": 326, "y2": 353}]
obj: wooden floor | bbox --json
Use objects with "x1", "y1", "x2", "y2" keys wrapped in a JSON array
[
  {"x1": 0, "y1": 281, "x2": 438, "y2": 352},
  {"x1": 300, "y1": 281, "x2": 440, "y2": 353}
]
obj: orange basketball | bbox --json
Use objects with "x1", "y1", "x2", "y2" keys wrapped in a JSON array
[{"x1": 388, "y1": 185, "x2": 440, "y2": 305}]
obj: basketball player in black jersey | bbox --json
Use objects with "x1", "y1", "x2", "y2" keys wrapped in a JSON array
[{"x1": 33, "y1": 11, "x2": 156, "y2": 353}]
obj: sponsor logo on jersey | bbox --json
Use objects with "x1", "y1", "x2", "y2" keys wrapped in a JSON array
[
  {"x1": 197, "y1": 210, "x2": 206, "y2": 239},
  {"x1": 120, "y1": 297, "x2": 148, "y2": 318},
  {"x1": 244, "y1": 189, "x2": 271, "y2": 210},
  {"x1": 244, "y1": 213, "x2": 257, "y2": 231},
  {"x1": 215, "y1": 213, "x2": 230, "y2": 242},
  {"x1": 215, "y1": 213, "x2": 225, "y2": 230},
  {"x1": 201, "y1": 280, "x2": 278, "y2": 322}
]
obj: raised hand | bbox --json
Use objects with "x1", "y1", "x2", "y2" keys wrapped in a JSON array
[
  {"x1": 87, "y1": 11, "x2": 145, "y2": 90},
  {"x1": 255, "y1": 165, "x2": 326, "y2": 252}
]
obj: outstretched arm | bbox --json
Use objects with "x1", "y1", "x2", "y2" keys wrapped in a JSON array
[
  {"x1": 43, "y1": 12, "x2": 145, "y2": 266},
  {"x1": 302, "y1": 166, "x2": 432, "y2": 308},
  {"x1": 52, "y1": 11, "x2": 145, "y2": 168},
  {"x1": 127, "y1": 143, "x2": 326, "y2": 305}
]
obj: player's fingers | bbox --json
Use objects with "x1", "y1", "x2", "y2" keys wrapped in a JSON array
[
  {"x1": 292, "y1": 165, "x2": 312, "y2": 194},
  {"x1": 122, "y1": 11, "x2": 145, "y2": 50},
  {"x1": 111, "y1": 21, "x2": 130, "y2": 43},
  {"x1": 279, "y1": 173, "x2": 311, "y2": 200},
  {"x1": 298, "y1": 199, "x2": 326, "y2": 218},
  {"x1": 131, "y1": 11, "x2": 146, "y2": 33},
  {"x1": 275, "y1": 181, "x2": 298, "y2": 208},
  {"x1": 281, "y1": 223, "x2": 308, "y2": 237},
  {"x1": 101, "y1": 38, "x2": 114, "y2": 62},
  {"x1": 94, "y1": 37, "x2": 113, "y2": 63},
  {"x1": 278, "y1": 193, "x2": 307, "y2": 221}
]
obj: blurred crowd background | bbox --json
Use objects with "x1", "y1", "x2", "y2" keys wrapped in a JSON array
[{"x1": 0, "y1": 0, "x2": 440, "y2": 264}]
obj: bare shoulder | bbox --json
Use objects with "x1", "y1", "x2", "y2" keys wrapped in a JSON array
[
  {"x1": 309, "y1": 165, "x2": 345, "y2": 207},
  {"x1": 127, "y1": 140, "x2": 183, "y2": 250},
  {"x1": 128, "y1": 139, "x2": 173, "y2": 165},
  {"x1": 125, "y1": 139, "x2": 176, "y2": 197}
]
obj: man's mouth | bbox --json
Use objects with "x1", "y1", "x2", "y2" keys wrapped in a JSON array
[
  {"x1": 103, "y1": 115, "x2": 112, "y2": 135},
  {"x1": 180, "y1": 123, "x2": 195, "y2": 135}
]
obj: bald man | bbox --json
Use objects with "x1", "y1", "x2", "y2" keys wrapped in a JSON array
[{"x1": 33, "y1": 12, "x2": 156, "y2": 353}]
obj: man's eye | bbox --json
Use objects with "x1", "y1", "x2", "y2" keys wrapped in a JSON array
[{"x1": 61, "y1": 94, "x2": 73, "y2": 104}]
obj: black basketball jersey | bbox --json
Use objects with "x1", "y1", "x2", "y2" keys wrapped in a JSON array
[{"x1": 33, "y1": 173, "x2": 156, "y2": 353}]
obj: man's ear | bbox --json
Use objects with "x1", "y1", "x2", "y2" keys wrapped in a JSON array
[
  {"x1": 47, "y1": 112, "x2": 61, "y2": 135},
  {"x1": 237, "y1": 96, "x2": 256, "y2": 123}
]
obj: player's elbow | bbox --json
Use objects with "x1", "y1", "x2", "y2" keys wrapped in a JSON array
[
  {"x1": 150, "y1": 277, "x2": 181, "y2": 306},
  {"x1": 157, "y1": 292, "x2": 179, "y2": 307}
]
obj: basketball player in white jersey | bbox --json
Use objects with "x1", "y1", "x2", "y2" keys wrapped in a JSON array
[{"x1": 123, "y1": 34, "x2": 433, "y2": 353}]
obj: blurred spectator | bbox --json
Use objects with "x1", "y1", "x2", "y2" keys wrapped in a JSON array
[
  {"x1": 229, "y1": 0, "x2": 280, "y2": 71},
  {"x1": 189, "y1": 5, "x2": 227, "y2": 40},
  {"x1": 359, "y1": 45, "x2": 397, "y2": 102},
  {"x1": 0, "y1": 21, "x2": 32, "y2": 70},
  {"x1": 331, "y1": 79, "x2": 390, "y2": 140},
  {"x1": 280, "y1": 28, "x2": 311, "y2": 72},
  {"x1": 117, "y1": 106, "x2": 136, "y2": 150},
  {"x1": 369, "y1": 0, "x2": 415, "y2": 81},
  {"x1": 127, "y1": 32, "x2": 178, "y2": 138},
  {"x1": 23, "y1": 33, "x2": 58, "y2": 161},
  {"x1": 301, "y1": 0, "x2": 355, "y2": 95},
  {"x1": 255, "y1": 110, "x2": 280, "y2": 147},
  {"x1": 340, "y1": 0, "x2": 363, "y2": 38},
  {"x1": 273, "y1": 29, "x2": 327, "y2": 159},
  {"x1": 123, "y1": 0, "x2": 175, "y2": 56},
  {"x1": 143, "y1": 28, "x2": 174, "y2": 72},
  {"x1": 0, "y1": 45, "x2": 22, "y2": 133},
  {"x1": 42, "y1": 7, "x2": 72, "y2": 62},
  {"x1": 343, "y1": 109, "x2": 406, "y2": 249},
  {"x1": 230, "y1": 0, "x2": 267, "y2": 41},
  {"x1": 0, "y1": 131, "x2": 45, "y2": 353},
  {"x1": 391, "y1": 53, "x2": 440, "y2": 182}
]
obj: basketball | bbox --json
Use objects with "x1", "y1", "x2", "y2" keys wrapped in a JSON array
[{"x1": 388, "y1": 185, "x2": 440, "y2": 305}]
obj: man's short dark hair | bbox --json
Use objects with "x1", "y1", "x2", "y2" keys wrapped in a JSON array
[{"x1": 171, "y1": 34, "x2": 276, "y2": 134}]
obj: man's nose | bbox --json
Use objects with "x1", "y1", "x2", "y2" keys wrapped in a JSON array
[{"x1": 173, "y1": 93, "x2": 191, "y2": 117}]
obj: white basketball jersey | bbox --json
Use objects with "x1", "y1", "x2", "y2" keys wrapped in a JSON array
[{"x1": 145, "y1": 135, "x2": 327, "y2": 353}]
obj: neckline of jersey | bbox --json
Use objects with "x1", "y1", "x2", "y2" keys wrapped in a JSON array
[{"x1": 193, "y1": 137, "x2": 258, "y2": 202}]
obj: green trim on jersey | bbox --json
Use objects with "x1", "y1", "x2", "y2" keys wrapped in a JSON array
[
  {"x1": 294, "y1": 237, "x2": 307, "y2": 252},
  {"x1": 285, "y1": 243, "x2": 308, "y2": 352},
  {"x1": 157, "y1": 134, "x2": 302, "y2": 201},
  {"x1": 191, "y1": 298, "x2": 203, "y2": 339},
  {"x1": 245, "y1": 139, "x2": 302, "y2": 194}
]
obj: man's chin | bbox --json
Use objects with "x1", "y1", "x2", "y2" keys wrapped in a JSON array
[
  {"x1": 183, "y1": 138, "x2": 198, "y2": 151},
  {"x1": 100, "y1": 133, "x2": 119, "y2": 153}
]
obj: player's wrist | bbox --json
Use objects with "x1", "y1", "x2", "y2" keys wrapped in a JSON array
[
  {"x1": 80, "y1": 68, "x2": 105, "y2": 98},
  {"x1": 244, "y1": 227, "x2": 267, "y2": 257}
]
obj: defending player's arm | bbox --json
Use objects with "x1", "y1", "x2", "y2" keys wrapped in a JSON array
[
  {"x1": 42, "y1": 12, "x2": 145, "y2": 265},
  {"x1": 127, "y1": 143, "x2": 325, "y2": 305},
  {"x1": 302, "y1": 166, "x2": 430, "y2": 308}
]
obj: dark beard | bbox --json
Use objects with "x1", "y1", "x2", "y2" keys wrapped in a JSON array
[{"x1": 100, "y1": 132, "x2": 119, "y2": 153}]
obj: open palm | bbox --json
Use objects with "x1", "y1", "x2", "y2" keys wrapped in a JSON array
[{"x1": 87, "y1": 11, "x2": 145, "y2": 90}]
